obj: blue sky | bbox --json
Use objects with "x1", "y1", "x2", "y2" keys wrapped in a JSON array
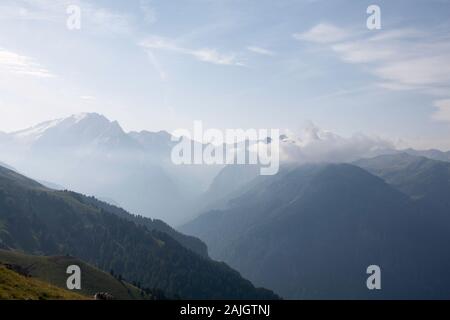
[{"x1": 0, "y1": 0, "x2": 450, "y2": 149}]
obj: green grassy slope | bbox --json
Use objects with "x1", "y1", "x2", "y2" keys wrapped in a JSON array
[
  {"x1": 0, "y1": 264, "x2": 88, "y2": 300},
  {"x1": 0, "y1": 250, "x2": 145, "y2": 300}
]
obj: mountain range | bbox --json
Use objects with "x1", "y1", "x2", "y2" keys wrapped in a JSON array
[
  {"x1": 2, "y1": 113, "x2": 448, "y2": 227},
  {"x1": 182, "y1": 155, "x2": 450, "y2": 299},
  {"x1": 0, "y1": 164, "x2": 278, "y2": 299},
  {"x1": 0, "y1": 113, "x2": 223, "y2": 226},
  {"x1": 2, "y1": 113, "x2": 450, "y2": 300},
  {"x1": 355, "y1": 153, "x2": 450, "y2": 213}
]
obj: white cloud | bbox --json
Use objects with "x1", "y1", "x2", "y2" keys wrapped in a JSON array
[
  {"x1": 432, "y1": 99, "x2": 450, "y2": 122},
  {"x1": 247, "y1": 46, "x2": 275, "y2": 56},
  {"x1": 376, "y1": 82, "x2": 418, "y2": 91},
  {"x1": 295, "y1": 24, "x2": 450, "y2": 94},
  {"x1": 368, "y1": 28, "x2": 425, "y2": 42},
  {"x1": 80, "y1": 95, "x2": 95, "y2": 100},
  {"x1": 146, "y1": 50, "x2": 168, "y2": 81},
  {"x1": 191, "y1": 49, "x2": 240, "y2": 65},
  {"x1": 140, "y1": 36, "x2": 175, "y2": 50},
  {"x1": 373, "y1": 56, "x2": 450, "y2": 87},
  {"x1": 0, "y1": 2, "x2": 53, "y2": 21},
  {"x1": 140, "y1": 36, "x2": 243, "y2": 66},
  {"x1": 280, "y1": 125, "x2": 396, "y2": 163},
  {"x1": 293, "y1": 23, "x2": 351, "y2": 44},
  {"x1": 0, "y1": 48, "x2": 54, "y2": 78},
  {"x1": 84, "y1": 5, "x2": 133, "y2": 35},
  {"x1": 331, "y1": 41, "x2": 396, "y2": 63}
]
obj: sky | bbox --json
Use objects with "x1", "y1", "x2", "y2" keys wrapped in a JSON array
[{"x1": 0, "y1": 0, "x2": 450, "y2": 149}]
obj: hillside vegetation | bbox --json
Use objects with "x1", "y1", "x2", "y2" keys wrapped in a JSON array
[
  {"x1": 0, "y1": 165, "x2": 278, "y2": 299},
  {"x1": 0, "y1": 250, "x2": 146, "y2": 300},
  {"x1": 0, "y1": 264, "x2": 88, "y2": 300},
  {"x1": 183, "y1": 163, "x2": 450, "y2": 299}
]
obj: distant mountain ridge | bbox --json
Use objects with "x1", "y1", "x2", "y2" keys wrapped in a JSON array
[
  {"x1": 0, "y1": 113, "x2": 232, "y2": 225},
  {"x1": 354, "y1": 153, "x2": 450, "y2": 213},
  {"x1": 182, "y1": 163, "x2": 450, "y2": 299},
  {"x1": 0, "y1": 113, "x2": 199, "y2": 225},
  {"x1": 0, "y1": 161, "x2": 15, "y2": 172},
  {"x1": 402, "y1": 148, "x2": 450, "y2": 162},
  {"x1": 2, "y1": 113, "x2": 449, "y2": 225},
  {"x1": 10, "y1": 113, "x2": 139, "y2": 150}
]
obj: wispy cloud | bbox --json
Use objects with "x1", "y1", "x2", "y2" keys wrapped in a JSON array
[
  {"x1": 374, "y1": 56, "x2": 450, "y2": 88},
  {"x1": 293, "y1": 23, "x2": 351, "y2": 44},
  {"x1": 432, "y1": 99, "x2": 450, "y2": 123},
  {"x1": 146, "y1": 50, "x2": 168, "y2": 81},
  {"x1": 331, "y1": 40, "x2": 396, "y2": 64},
  {"x1": 0, "y1": 48, "x2": 54, "y2": 78},
  {"x1": 295, "y1": 24, "x2": 450, "y2": 93},
  {"x1": 0, "y1": 0, "x2": 133, "y2": 35},
  {"x1": 80, "y1": 95, "x2": 96, "y2": 101},
  {"x1": 247, "y1": 46, "x2": 275, "y2": 56},
  {"x1": 139, "y1": 36, "x2": 243, "y2": 66},
  {"x1": 0, "y1": 2, "x2": 53, "y2": 21},
  {"x1": 84, "y1": 5, "x2": 133, "y2": 35}
]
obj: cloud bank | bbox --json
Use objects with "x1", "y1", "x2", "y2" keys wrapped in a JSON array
[{"x1": 279, "y1": 125, "x2": 395, "y2": 164}]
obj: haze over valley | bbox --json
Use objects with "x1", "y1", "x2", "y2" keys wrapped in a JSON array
[{"x1": 1, "y1": 0, "x2": 450, "y2": 301}]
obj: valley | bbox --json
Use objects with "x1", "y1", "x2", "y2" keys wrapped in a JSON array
[
  {"x1": 0, "y1": 163, "x2": 278, "y2": 300},
  {"x1": 182, "y1": 157, "x2": 450, "y2": 299},
  {"x1": 1, "y1": 113, "x2": 450, "y2": 300}
]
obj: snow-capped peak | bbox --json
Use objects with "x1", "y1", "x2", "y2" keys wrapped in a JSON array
[
  {"x1": 9, "y1": 113, "x2": 122, "y2": 145},
  {"x1": 11, "y1": 118, "x2": 65, "y2": 142},
  {"x1": 72, "y1": 112, "x2": 90, "y2": 123}
]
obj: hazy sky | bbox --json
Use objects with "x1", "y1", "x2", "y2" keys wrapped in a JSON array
[{"x1": 0, "y1": 0, "x2": 450, "y2": 149}]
